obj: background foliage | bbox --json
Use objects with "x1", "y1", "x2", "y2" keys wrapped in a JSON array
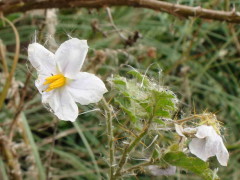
[{"x1": 0, "y1": 1, "x2": 240, "y2": 179}]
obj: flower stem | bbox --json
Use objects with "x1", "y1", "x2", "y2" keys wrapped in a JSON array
[
  {"x1": 175, "y1": 115, "x2": 199, "y2": 124},
  {"x1": 0, "y1": 14, "x2": 20, "y2": 110},
  {"x1": 102, "y1": 98, "x2": 115, "y2": 179},
  {"x1": 122, "y1": 161, "x2": 153, "y2": 174},
  {"x1": 73, "y1": 121, "x2": 101, "y2": 180}
]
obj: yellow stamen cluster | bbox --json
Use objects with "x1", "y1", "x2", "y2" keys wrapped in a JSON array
[{"x1": 44, "y1": 74, "x2": 66, "y2": 92}]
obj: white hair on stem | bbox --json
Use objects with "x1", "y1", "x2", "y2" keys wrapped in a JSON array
[
  {"x1": 78, "y1": 108, "x2": 101, "y2": 116},
  {"x1": 141, "y1": 62, "x2": 158, "y2": 87},
  {"x1": 144, "y1": 135, "x2": 158, "y2": 150}
]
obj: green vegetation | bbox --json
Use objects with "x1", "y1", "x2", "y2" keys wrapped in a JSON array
[{"x1": 0, "y1": 2, "x2": 239, "y2": 179}]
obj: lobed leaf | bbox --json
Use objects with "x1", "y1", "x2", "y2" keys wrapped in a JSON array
[
  {"x1": 127, "y1": 70, "x2": 150, "y2": 86},
  {"x1": 163, "y1": 151, "x2": 219, "y2": 180}
]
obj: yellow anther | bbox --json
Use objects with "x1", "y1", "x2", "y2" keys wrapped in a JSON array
[
  {"x1": 45, "y1": 87, "x2": 54, "y2": 92},
  {"x1": 44, "y1": 74, "x2": 65, "y2": 85},
  {"x1": 44, "y1": 74, "x2": 66, "y2": 92}
]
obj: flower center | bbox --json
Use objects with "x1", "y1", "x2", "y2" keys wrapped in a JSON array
[{"x1": 43, "y1": 74, "x2": 66, "y2": 92}]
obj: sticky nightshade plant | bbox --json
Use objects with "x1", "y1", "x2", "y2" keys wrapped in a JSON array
[
  {"x1": 104, "y1": 71, "x2": 226, "y2": 180},
  {"x1": 107, "y1": 70, "x2": 179, "y2": 178},
  {"x1": 28, "y1": 38, "x2": 107, "y2": 121}
]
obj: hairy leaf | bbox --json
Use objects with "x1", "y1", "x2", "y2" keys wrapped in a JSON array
[{"x1": 163, "y1": 151, "x2": 219, "y2": 180}]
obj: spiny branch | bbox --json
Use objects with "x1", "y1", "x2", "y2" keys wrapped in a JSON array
[{"x1": 1, "y1": 0, "x2": 240, "y2": 23}]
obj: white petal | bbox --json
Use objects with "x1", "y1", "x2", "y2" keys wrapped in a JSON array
[
  {"x1": 67, "y1": 72, "x2": 107, "y2": 105},
  {"x1": 42, "y1": 91, "x2": 53, "y2": 104},
  {"x1": 189, "y1": 125, "x2": 229, "y2": 166},
  {"x1": 190, "y1": 125, "x2": 218, "y2": 161},
  {"x1": 28, "y1": 43, "x2": 57, "y2": 75},
  {"x1": 175, "y1": 124, "x2": 185, "y2": 137},
  {"x1": 205, "y1": 136, "x2": 218, "y2": 155},
  {"x1": 35, "y1": 75, "x2": 48, "y2": 93},
  {"x1": 55, "y1": 38, "x2": 88, "y2": 78},
  {"x1": 216, "y1": 138, "x2": 229, "y2": 166},
  {"x1": 43, "y1": 87, "x2": 78, "y2": 121},
  {"x1": 195, "y1": 125, "x2": 216, "y2": 139},
  {"x1": 189, "y1": 138, "x2": 216, "y2": 161}
]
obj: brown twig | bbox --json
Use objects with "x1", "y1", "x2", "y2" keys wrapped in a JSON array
[
  {"x1": 91, "y1": 19, "x2": 108, "y2": 37},
  {"x1": 106, "y1": 7, "x2": 127, "y2": 40},
  {"x1": 0, "y1": 40, "x2": 9, "y2": 75},
  {"x1": 9, "y1": 70, "x2": 32, "y2": 140},
  {"x1": 0, "y1": 129, "x2": 22, "y2": 180},
  {"x1": 0, "y1": 0, "x2": 240, "y2": 23},
  {"x1": 0, "y1": 14, "x2": 20, "y2": 110},
  {"x1": 175, "y1": 115, "x2": 199, "y2": 124}
]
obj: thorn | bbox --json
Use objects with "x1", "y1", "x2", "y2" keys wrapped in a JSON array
[
  {"x1": 231, "y1": 5, "x2": 237, "y2": 15},
  {"x1": 193, "y1": 6, "x2": 202, "y2": 16}
]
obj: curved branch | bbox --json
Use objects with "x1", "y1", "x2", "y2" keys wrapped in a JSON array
[
  {"x1": 0, "y1": 0, "x2": 240, "y2": 23},
  {"x1": 0, "y1": 14, "x2": 20, "y2": 110}
]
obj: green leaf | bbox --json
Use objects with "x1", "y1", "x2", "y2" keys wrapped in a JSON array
[
  {"x1": 163, "y1": 151, "x2": 219, "y2": 180},
  {"x1": 152, "y1": 148, "x2": 161, "y2": 159},
  {"x1": 111, "y1": 76, "x2": 128, "y2": 92},
  {"x1": 115, "y1": 97, "x2": 137, "y2": 122},
  {"x1": 153, "y1": 118, "x2": 165, "y2": 125},
  {"x1": 154, "y1": 109, "x2": 170, "y2": 118},
  {"x1": 128, "y1": 70, "x2": 150, "y2": 86},
  {"x1": 152, "y1": 90, "x2": 176, "y2": 109},
  {"x1": 112, "y1": 78, "x2": 127, "y2": 87},
  {"x1": 110, "y1": 72, "x2": 177, "y2": 123}
]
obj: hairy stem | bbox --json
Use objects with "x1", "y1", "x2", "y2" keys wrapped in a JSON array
[
  {"x1": 175, "y1": 114, "x2": 200, "y2": 124},
  {"x1": 122, "y1": 161, "x2": 153, "y2": 174},
  {"x1": 102, "y1": 98, "x2": 115, "y2": 179},
  {"x1": 113, "y1": 115, "x2": 154, "y2": 179}
]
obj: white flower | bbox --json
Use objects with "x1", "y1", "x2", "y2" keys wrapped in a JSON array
[
  {"x1": 189, "y1": 125, "x2": 229, "y2": 166},
  {"x1": 28, "y1": 38, "x2": 107, "y2": 121}
]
